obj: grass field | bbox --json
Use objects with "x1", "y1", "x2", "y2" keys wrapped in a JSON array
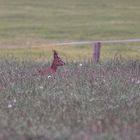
[
  {"x1": 0, "y1": 57, "x2": 140, "y2": 140},
  {"x1": 0, "y1": 44, "x2": 140, "y2": 61},
  {"x1": 0, "y1": 0, "x2": 140, "y2": 60},
  {"x1": 0, "y1": 0, "x2": 140, "y2": 44},
  {"x1": 0, "y1": 0, "x2": 140, "y2": 139}
]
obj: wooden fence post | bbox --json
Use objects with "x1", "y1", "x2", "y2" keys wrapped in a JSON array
[{"x1": 93, "y1": 42, "x2": 101, "y2": 63}]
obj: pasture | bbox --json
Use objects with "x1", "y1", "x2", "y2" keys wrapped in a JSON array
[
  {"x1": 0, "y1": 0, "x2": 140, "y2": 60},
  {"x1": 0, "y1": 0, "x2": 140, "y2": 44},
  {"x1": 0, "y1": 0, "x2": 140, "y2": 139}
]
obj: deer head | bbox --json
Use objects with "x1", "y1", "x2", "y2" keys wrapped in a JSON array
[
  {"x1": 35, "y1": 50, "x2": 65, "y2": 76},
  {"x1": 50, "y1": 50, "x2": 65, "y2": 72}
]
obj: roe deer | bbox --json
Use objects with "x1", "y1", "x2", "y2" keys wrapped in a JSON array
[{"x1": 34, "y1": 50, "x2": 65, "y2": 76}]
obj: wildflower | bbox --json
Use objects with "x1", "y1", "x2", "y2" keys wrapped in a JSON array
[
  {"x1": 39, "y1": 86, "x2": 44, "y2": 89},
  {"x1": 13, "y1": 99, "x2": 16, "y2": 103},
  {"x1": 70, "y1": 92, "x2": 73, "y2": 96},
  {"x1": 79, "y1": 63, "x2": 83, "y2": 66},
  {"x1": 136, "y1": 80, "x2": 140, "y2": 84},
  {"x1": 8, "y1": 104, "x2": 12, "y2": 108},
  {"x1": 89, "y1": 98, "x2": 95, "y2": 102},
  {"x1": 131, "y1": 78, "x2": 135, "y2": 82},
  {"x1": 48, "y1": 75, "x2": 51, "y2": 78}
]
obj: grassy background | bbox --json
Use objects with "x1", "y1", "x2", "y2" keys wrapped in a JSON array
[
  {"x1": 0, "y1": 44, "x2": 140, "y2": 61},
  {"x1": 0, "y1": 0, "x2": 140, "y2": 43},
  {"x1": 0, "y1": 1, "x2": 140, "y2": 139},
  {"x1": 0, "y1": 0, "x2": 140, "y2": 60}
]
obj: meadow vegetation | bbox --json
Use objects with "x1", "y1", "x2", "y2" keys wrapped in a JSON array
[
  {"x1": 0, "y1": 57, "x2": 140, "y2": 140},
  {"x1": 0, "y1": 44, "x2": 140, "y2": 62},
  {"x1": 0, "y1": 0, "x2": 140, "y2": 139}
]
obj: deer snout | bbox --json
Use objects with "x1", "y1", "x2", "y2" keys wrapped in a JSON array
[{"x1": 61, "y1": 61, "x2": 65, "y2": 65}]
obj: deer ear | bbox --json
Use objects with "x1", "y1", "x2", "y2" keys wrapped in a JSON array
[{"x1": 53, "y1": 50, "x2": 58, "y2": 58}]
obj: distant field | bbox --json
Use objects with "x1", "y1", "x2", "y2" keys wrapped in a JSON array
[
  {"x1": 0, "y1": 44, "x2": 140, "y2": 61},
  {"x1": 0, "y1": 0, "x2": 140, "y2": 45}
]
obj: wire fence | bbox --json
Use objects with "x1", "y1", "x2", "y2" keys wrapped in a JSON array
[{"x1": 49, "y1": 38, "x2": 140, "y2": 63}]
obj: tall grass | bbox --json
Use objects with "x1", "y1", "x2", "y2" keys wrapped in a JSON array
[{"x1": 0, "y1": 57, "x2": 140, "y2": 139}]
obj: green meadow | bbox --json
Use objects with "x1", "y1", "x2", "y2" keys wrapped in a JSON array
[
  {"x1": 0, "y1": 1, "x2": 140, "y2": 139},
  {"x1": 0, "y1": 44, "x2": 140, "y2": 61},
  {"x1": 0, "y1": 0, "x2": 140, "y2": 60}
]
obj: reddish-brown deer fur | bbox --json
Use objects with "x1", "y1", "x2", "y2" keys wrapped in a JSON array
[{"x1": 34, "y1": 50, "x2": 65, "y2": 76}]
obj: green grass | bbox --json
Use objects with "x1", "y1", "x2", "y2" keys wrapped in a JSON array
[
  {"x1": 0, "y1": 46, "x2": 91, "y2": 60},
  {"x1": 0, "y1": 0, "x2": 140, "y2": 44},
  {"x1": 0, "y1": 58, "x2": 140, "y2": 139},
  {"x1": 0, "y1": 0, "x2": 140, "y2": 60},
  {"x1": 0, "y1": 1, "x2": 140, "y2": 139},
  {"x1": 0, "y1": 44, "x2": 140, "y2": 61}
]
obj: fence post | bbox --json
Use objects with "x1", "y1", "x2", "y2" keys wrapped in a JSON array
[{"x1": 93, "y1": 42, "x2": 101, "y2": 63}]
